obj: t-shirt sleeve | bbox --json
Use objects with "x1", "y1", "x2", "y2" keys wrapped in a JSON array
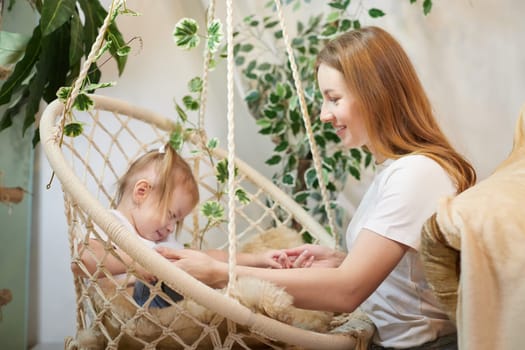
[{"x1": 363, "y1": 156, "x2": 455, "y2": 250}]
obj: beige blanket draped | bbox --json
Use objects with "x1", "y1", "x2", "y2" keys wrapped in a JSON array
[{"x1": 421, "y1": 106, "x2": 525, "y2": 350}]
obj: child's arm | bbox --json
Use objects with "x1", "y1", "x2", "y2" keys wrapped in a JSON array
[{"x1": 75, "y1": 239, "x2": 154, "y2": 281}]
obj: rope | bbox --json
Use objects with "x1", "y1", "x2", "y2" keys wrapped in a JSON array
[
  {"x1": 64, "y1": 0, "x2": 120, "y2": 119},
  {"x1": 197, "y1": 0, "x2": 217, "y2": 134},
  {"x1": 273, "y1": 0, "x2": 338, "y2": 246},
  {"x1": 225, "y1": 0, "x2": 238, "y2": 296}
]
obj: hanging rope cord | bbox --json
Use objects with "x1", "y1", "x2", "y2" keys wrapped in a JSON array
[
  {"x1": 273, "y1": 0, "x2": 338, "y2": 247},
  {"x1": 225, "y1": 0, "x2": 238, "y2": 295}
]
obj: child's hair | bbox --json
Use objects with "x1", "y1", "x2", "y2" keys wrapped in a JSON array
[
  {"x1": 315, "y1": 26, "x2": 476, "y2": 193},
  {"x1": 115, "y1": 143, "x2": 199, "y2": 218}
]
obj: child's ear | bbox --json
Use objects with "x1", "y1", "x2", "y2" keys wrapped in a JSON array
[{"x1": 133, "y1": 179, "x2": 152, "y2": 204}]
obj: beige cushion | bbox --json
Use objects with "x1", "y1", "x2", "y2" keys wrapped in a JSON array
[{"x1": 421, "y1": 105, "x2": 525, "y2": 349}]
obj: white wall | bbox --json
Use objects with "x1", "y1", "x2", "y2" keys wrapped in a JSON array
[{"x1": 32, "y1": 0, "x2": 525, "y2": 345}]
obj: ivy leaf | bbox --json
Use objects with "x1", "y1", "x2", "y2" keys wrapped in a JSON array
[
  {"x1": 40, "y1": 0, "x2": 76, "y2": 36},
  {"x1": 274, "y1": 140, "x2": 289, "y2": 152},
  {"x1": 173, "y1": 18, "x2": 200, "y2": 50},
  {"x1": 423, "y1": 0, "x2": 433, "y2": 15},
  {"x1": 244, "y1": 90, "x2": 260, "y2": 103},
  {"x1": 265, "y1": 154, "x2": 282, "y2": 165},
  {"x1": 207, "y1": 19, "x2": 223, "y2": 53},
  {"x1": 235, "y1": 188, "x2": 250, "y2": 205},
  {"x1": 64, "y1": 122, "x2": 83, "y2": 137},
  {"x1": 83, "y1": 81, "x2": 116, "y2": 92},
  {"x1": 368, "y1": 8, "x2": 385, "y2": 18},
  {"x1": 294, "y1": 191, "x2": 309, "y2": 203},
  {"x1": 207, "y1": 137, "x2": 219, "y2": 150},
  {"x1": 201, "y1": 201, "x2": 224, "y2": 222},
  {"x1": 188, "y1": 77, "x2": 203, "y2": 93},
  {"x1": 282, "y1": 173, "x2": 295, "y2": 186},
  {"x1": 305, "y1": 167, "x2": 318, "y2": 189},
  {"x1": 182, "y1": 95, "x2": 199, "y2": 110},
  {"x1": 216, "y1": 159, "x2": 228, "y2": 183},
  {"x1": 73, "y1": 93, "x2": 94, "y2": 111},
  {"x1": 174, "y1": 101, "x2": 188, "y2": 122},
  {"x1": 169, "y1": 130, "x2": 184, "y2": 151}
]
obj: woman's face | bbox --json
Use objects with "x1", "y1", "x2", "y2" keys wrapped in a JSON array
[{"x1": 317, "y1": 63, "x2": 369, "y2": 150}]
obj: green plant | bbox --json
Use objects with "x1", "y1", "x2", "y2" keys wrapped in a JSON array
[
  {"x1": 173, "y1": 0, "x2": 433, "y2": 239},
  {"x1": 0, "y1": 0, "x2": 132, "y2": 146}
]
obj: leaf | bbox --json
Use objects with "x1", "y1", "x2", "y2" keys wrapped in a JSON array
[
  {"x1": 56, "y1": 86, "x2": 71, "y2": 102},
  {"x1": 64, "y1": 122, "x2": 83, "y2": 137},
  {"x1": 169, "y1": 130, "x2": 184, "y2": 151},
  {"x1": 83, "y1": 81, "x2": 116, "y2": 92},
  {"x1": 274, "y1": 140, "x2": 289, "y2": 152},
  {"x1": 182, "y1": 95, "x2": 199, "y2": 110},
  {"x1": 294, "y1": 191, "x2": 309, "y2": 203},
  {"x1": 207, "y1": 19, "x2": 223, "y2": 53},
  {"x1": 423, "y1": 0, "x2": 433, "y2": 15},
  {"x1": 265, "y1": 154, "x2": 282, "y2": 165},
  {"x1": 73, "y1": 93, "x2": 94, "y2": 111},
  {"x1": 206, "y1": 137, "x2": 218, "y2": 149},
  {"x1": 368, "y1": 8, "x2": 386, "y2": 18},
  {"x1": 173, "y1": 18, "x2": 200, "y2": 50},
  {"x1": 305, "y1": 167, "x2": 318, "y2": 188},
  {"x1": 235, "y1": 188, "x2": 250, "y2": 205},
  {"x1": 68, "y1": 13, "x2": 84, "y2": 66},
  {"x1": 188, "y1": 77, "x2": 203, "y2": 93},
  {"x1": 0, "y1": 26, "x2": 41, "y2": 105},
  {"x1": 216, "y1": 159, "x2": 229, "y2": 183},
  {"x1": 106, "y1": 26, "x2": 128, "y2": 75},
  {"x1": 244, "y1": 90, "x2": 260, "y2": 103},
  {"x1": 282, "y1": 173, "x2": 295, "y2": 186},
  {"x1": 42, "y1": 22, "x2": 70, "y2": 102},
  {"x1": 40, "y1": 0, "x2": 76, "y2": 36},
  {"x1": 174, "y1": 101, "x2": 188, "y2": 122},
  {"x1": 240, "y1": 43, "x2": 254, "y2": 52},
  {"x1": 201, "y1": 201, "x2": 224, "y2": 221},
  {"x1": 0, "y1": 31, "x2": 30, "y2": 66}
]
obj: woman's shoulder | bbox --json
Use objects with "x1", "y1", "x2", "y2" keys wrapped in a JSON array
[
  {"x1": 388, "y1": 154, "x2": 446, "y2": 176},
  {"x1": 382, "y1": 154, "x2": 454, "y2": 190}
]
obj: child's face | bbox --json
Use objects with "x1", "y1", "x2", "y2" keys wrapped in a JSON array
[{"x1": 133, "y1": 186, "x2": 195, "y2": 242}]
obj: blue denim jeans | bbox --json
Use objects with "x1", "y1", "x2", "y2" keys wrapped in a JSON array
[{"x1": 133, "y1": 281, "x2": 184, "y2": 308}]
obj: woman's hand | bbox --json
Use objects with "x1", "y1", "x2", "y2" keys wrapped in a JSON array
[
  {"x1": 156, "y1": 247, "x2": 226, "y2": 288},
  {"x1": 284, "y1": 244, "x2": 346, "y2": 268}
]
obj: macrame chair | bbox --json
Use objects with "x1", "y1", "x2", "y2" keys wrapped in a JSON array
[{"x1": 39, "y1": 0, "x2": 375, "y2": 349}]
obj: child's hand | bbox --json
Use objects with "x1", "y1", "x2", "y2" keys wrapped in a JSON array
[{"x1": 135, "y1": 264, "x2": 157, "y2": 283}]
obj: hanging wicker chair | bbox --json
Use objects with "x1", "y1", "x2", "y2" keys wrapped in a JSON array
[{"x1": 39, "y1": 0, "x2": 375, "y2": 349}]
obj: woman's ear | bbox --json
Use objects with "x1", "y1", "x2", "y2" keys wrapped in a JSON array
[{"x1": 132, "y1": 179, "x2": 152, "y2": 204}]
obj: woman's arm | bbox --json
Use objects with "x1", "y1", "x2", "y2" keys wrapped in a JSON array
[
  {"x1": 159, "y1": 229, "x2": 408, "y2": 313},
  {"x1": 204, "y1": 249, "x2": 285, "y2": 268}
]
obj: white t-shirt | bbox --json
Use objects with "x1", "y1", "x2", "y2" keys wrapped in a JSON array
[{"x1": 345, "y1": 155, "x2": 456, "y2": 348}]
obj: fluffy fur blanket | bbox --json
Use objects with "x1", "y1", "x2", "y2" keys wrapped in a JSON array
[
  {"x1": 74, "y1": 226, "x2": 374, "y2": 349},
  {"x1": 421, "y1": 108, "x2": 525, "y2": 349}
]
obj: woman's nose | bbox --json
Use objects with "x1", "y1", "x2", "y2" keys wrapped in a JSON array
[{"x1": 320, "y1": 105, "x2": 333, "y2": 123}]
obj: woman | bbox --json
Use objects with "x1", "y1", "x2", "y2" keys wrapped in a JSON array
[{"x1": 158, "y1": 26, "x2": 476, "y2": 349}]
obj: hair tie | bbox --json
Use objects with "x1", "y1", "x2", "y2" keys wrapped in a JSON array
[{"x1": 158, "y1": 144, "x2": 166, "y2": 154}]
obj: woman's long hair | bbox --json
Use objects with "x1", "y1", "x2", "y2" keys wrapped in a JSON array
[{"x1": 316, "y1": 26, "x2": 476, "y2": 193}]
